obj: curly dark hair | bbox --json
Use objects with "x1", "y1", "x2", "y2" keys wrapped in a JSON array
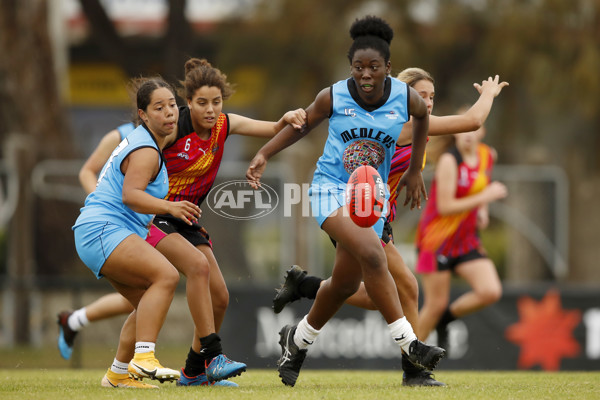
[
  {"x1": 178, "y1": 58, "x2": 235, "y2": 101},
  {"x1": 347, "y1": 16, "x2": 393, "y2": 63}
]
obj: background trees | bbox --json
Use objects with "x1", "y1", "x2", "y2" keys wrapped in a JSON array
[{"x1": 1, "y1": 0, "x2": 598, "y2": 294}]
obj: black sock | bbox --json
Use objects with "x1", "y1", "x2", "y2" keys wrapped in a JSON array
[
  {"x1": 184, "y1": 347, "x2": 207, "y2": 377},
  {"x1": 438, "y1": 308, "x2": 457, "y2": 327},
  {"x1": 298, "y1": 276, "x2": 323, "y2": 299},
  {"x1": 199, "y1": 333, "x2": 223, "y2": 361},
  {"x1": 402, "y1": 353, "x2": 423, "y2": 375}
]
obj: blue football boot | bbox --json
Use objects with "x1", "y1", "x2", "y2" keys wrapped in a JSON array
[
  {"x1": 205, "y1": 354, "x2": 246, "y2": 382},
  {"x1": 176, "y1": 368, "x2": 238, "y2": 387}
]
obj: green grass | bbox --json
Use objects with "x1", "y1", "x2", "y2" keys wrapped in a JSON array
[{"x1": 0, "y1": 369, "x2": 598, "y2": 400}]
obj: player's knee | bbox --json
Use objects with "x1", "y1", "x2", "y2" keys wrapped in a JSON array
[
  {"x1": 358, "y1": 248, "x2": 387, "y2": 273},
  {"x1": 183, "y1": 257, "x2": 210, "y2": 281},
  {"x1": 159, "y1": 266, "x2": 180, "y2": 289},
  {"x1": 480, "y1": 284, "x2": 502, "y2": 306}
]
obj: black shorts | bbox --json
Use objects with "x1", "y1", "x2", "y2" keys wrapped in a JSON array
[
  {"x1": 147, "y1": 214, "x2": 211, "y2": 248},
  {"x1": 381, "y1": 221, "x2": 394, "y2": 244},
  {"x1": 435, "y1": 249, "x2": 486, "y2": 272},
  {"x1": 329, "y1": 220, "x2": 393, "y2": 248}
]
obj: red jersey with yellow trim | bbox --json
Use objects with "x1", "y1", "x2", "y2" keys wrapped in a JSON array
[
  {"x1": 415, "y1": 143, "x2": 494, "y2": 271},
  {"x1": 163, "y1": 108, "x2": 229, "y2": 206},
  {"x1": 386, "y1": 140, "x2": 427, "y2": 223}
]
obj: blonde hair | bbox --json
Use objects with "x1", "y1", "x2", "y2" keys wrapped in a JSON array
[{"x1": 396, "y1": 67, "x2": 434, "y2": 88}]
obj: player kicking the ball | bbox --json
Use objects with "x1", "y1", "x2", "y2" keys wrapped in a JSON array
[{"x1": 247, "y1": 16, "x2": 445, "y2": 387}]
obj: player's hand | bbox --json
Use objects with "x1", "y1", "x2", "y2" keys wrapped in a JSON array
[
  {"x1": 474, "y1": 75, "x2": 509, "y2": 97},
  {"x1": 246, "y1": 153, "x2": 267, "y2": 189},
  {"x1": 167, "y1": 200, "x2": 201, "y2": 225},
  {"x1": 397, "y1": 169, "x2": 428, "y2": 210},
  {"x1": 484, "y1": 181, "x2": 508, "y2": 202},
  {"x1": 283, "y1": 108, "x2": 308, "y2": 131}
]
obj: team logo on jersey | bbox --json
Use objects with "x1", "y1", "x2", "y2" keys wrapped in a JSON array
[
  {"x1": 385, "y1": 111, "x2": 398, "y2": 120},
  {"x1": 458, "y1": 166, "x2": 470, "y2": 187},
  {"x1": 206, "y1": 180, "x2": 279, "y2": 220},
  {"x1": 342, "y1": 139, "x2": 386, "y2": 174},
  {"x1": 212, "y1": 145, "x2": 219, "y2": 154},
  {"x1": 177, "y1": 152, "x2": 190, "y2": 160},
  {"x1": 344, "y1": 108, "x2": 357, "y2": 118}
]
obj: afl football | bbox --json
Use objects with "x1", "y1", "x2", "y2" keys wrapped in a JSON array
[{"x1": 346, "y1": 165, "x2": 386, "y2": 227}]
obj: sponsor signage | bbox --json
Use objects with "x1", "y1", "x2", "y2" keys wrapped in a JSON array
[{"x1": 220, "y1": 286, "x2": 600, "y2": 370}]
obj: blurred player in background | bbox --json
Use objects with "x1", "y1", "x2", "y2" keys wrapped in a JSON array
[{"x1": 415, "y1": 112, "x2": 508, "y2": 351}]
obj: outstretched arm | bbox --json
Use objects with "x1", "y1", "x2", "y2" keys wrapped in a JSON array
[
  {"x1": 228, "y1": 108, "x2": 307, "y2": 138},
  {"x1": 396, "y1": 75, "x2": 508, "y2": 145},
  {"x1": 428, "y1": 75, "x2": 509, "y2": 136},
  {"x1": 246, "y1": 87, "x2": 330, "y2": 188}
]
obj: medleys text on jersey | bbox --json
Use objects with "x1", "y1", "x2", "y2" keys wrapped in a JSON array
[{"x1": 340, "y1": 127, "x2": 395, "y2": 149}]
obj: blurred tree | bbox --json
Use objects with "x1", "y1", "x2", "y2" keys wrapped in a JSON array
[
  {"x1": 79, "y1": 0, "x2": 194, "y2": 82},
  {"x1": 0, "y1": 0, "x2": 75, "y2": 344},
  {"x1": 210, "y1": 0, "x2": 600, "y2": 282}
]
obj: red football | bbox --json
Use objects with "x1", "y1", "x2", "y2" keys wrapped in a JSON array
[{"x1": 346, "y1": 165, "x2": 386, "y2": 228}]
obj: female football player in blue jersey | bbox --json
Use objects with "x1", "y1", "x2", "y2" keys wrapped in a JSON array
[
  {"x1": 64, "y1": 64, "x2": 306, "y2": 387},
  {"x1": 269, "y1": 69, "x2": 508, "y2": 386},
  {"x1": 246, "y1": 16, "x2": 445, "y2": 387},
  {"x1": 73, "y1": 78, "x2": 201, "y2": 388}
]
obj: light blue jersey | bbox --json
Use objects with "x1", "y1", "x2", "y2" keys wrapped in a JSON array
[
  {"x1": 310, "y1": 77, "x2": 410, "y2": 235},
  {"x1": 116, "y1": 122, "x2": 136, "y2": 140},
  {"x1": 73, "y1": 125, "x2": 168, "y2": 277}
]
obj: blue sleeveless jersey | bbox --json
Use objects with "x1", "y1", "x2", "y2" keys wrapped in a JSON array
[
  {"x1": 73, "y1": 125, "x2": 168, "y2": 238},
  {"x1": 117, "y1": 122, "x2": 136, "y2": 140},
  {"x1": 310, "y1": 77, "x2": 410, "y2": 231}
]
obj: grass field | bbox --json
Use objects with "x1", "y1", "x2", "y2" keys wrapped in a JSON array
[{"x1": 0, "y1": 369, "x2": 598, "y2": 400}]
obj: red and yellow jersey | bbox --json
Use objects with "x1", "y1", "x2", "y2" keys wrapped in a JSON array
[
  {"x1": 163, "y1": 109, "x2": 229, "y2": 206},
  {"x1": 415, "y1": 143, "x2": 494, "y2": 262}
]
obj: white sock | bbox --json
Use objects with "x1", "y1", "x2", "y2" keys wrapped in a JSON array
[
  {"x1": 110, "y1": 358, "x2": 129, "y2": 375},
  {"x1": 135, "y1": 342, "x2": 155, "y2": 354},
  {"x1": 388, "y1": 317, "x2": 417, "y2": 354},
  {"x1": 67, "y1": 308, "x2": 89, "y2": 331},
  {"x1": 294, "y1": 315, "x2": 321, "y2": 350}
]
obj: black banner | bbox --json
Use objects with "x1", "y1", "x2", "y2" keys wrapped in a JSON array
[{"x1": 220, "y1": 285, "x2": 600, "y2": 371}]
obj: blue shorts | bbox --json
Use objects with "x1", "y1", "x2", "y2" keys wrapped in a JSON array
[
  {"x1": 73, "y1": 222, "x2": 136, "y2": 279},
  {"x1": 309, "y1": 178, "x2": 385, "y2": 238}
]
